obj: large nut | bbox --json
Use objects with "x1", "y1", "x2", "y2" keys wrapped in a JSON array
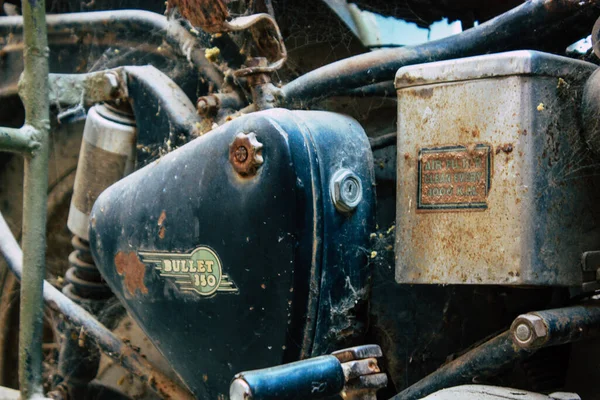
[
  {"x1": 330, "y1": 169, "x2": 363, "y2": 213},
  {"x1": 511, "y1": 314, "x2": 548, "y2": 348},
  {"x1": 229, "y1": 132, "x2": 264, "y2": 177}
]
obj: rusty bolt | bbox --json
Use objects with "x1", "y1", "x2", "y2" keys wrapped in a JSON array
[
  {"x1": 511, "y1": 314, "x2": 548, "y2": 348},
  {"x1": 229, "y1": 132, "x2": 264, "y2": 177},
  {"x1": 330, "y1": 169, "x2": 363, "y2": 213},
  {"x1": 197, "y1": 95, "x2": 220, "y2": 116}
]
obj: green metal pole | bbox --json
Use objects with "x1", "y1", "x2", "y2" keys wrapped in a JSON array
[
  {"x1": 18, "y1": 0, "x2": 50, "y2": 398},
  {"x1": 0, "y1": 126, "x2": 39, "y2": 155}
]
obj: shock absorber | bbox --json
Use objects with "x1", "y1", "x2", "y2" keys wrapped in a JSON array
[{"x1": 51, "y1": 103, "x2": 136, "y2": 399}]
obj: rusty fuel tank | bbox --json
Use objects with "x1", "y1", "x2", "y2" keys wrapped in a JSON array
[{"x1": 395, "y1": 50, "x2": 600, "y2": 286}]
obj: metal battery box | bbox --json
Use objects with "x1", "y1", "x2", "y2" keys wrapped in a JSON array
[{"x1": 395, "y1": 50, "x2": 599, "y2": 286}]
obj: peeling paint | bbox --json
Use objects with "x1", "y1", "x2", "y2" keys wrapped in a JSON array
[{"x1": 115, "y1": 251, "x2": 149, "y2": 296}]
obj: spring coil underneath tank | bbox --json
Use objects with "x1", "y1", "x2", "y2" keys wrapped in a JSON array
[{"x1": 63, "y1": 235, "x2": 112, "y2": 311}]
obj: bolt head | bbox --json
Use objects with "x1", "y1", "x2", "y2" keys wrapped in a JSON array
[
  {"x1": 514, "y1": 323, "x2": 532, "y2": 342},
  {"x1": 331, "y1": 169, "x2": 363, "y2": 213},
  {"x1": 229, "y1": 132, "x2": 264, "y2": 177},
  {"x1": 511, "y1": 314, "x2": 548, "y2": 348}
]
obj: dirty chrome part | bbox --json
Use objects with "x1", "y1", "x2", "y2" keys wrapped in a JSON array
[
  {"x1": 510, "y1": 305, "x2": 600, "y2": 350},
  {"x1": 67, "y1": 104, "x2": 136, "y2": 241},
  {"x1": 391, "y1": 332, "x2": 533, "y2": 400},
  {"x1": 0, "y1": 212, "x2": 194, "y2": 399},
  {"x1": 278, "y1": 0, "x2": 600, "y2": 107},
  {"x1": 330, "y1": 169, "x2": 363, "y2": 213},
  {"x1": 229, "y1": 132, "x2": 264, "y2": 176},
  {"x1": 511, "y1": 315, "x2": 549, "y2": 348},
  {"x1": 395, "y1": 51, "x2": 598, "y2": 286},
  {"x1": 230, "y1": 345, "x2": 385, "y2": 400}
]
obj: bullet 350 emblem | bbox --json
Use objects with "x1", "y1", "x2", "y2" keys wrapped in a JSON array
[{"x1": 138, "y1": 247, "x2": 238, "y2": 296}]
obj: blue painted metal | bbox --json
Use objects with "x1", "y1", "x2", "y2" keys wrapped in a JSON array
[{"x1": 233, "y1": 355, "x2": 345, "y2": 400}]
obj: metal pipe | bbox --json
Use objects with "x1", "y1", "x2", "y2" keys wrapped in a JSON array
[
  {"x1": 0, "y1": 10, "x2": 224, "y2": 91},
  {"x1": 0, "y1": 126, "x2": 39, "y2": 155},
  {"x1": 18, "y1": 0, "x2": 51, "y2": 397},
  {"x1": 279, "y1": 0, "x2": 600, "y2": 107},
  {"x1": 389, "y1": 331, "x2": 532, "y2": 400},
  {"x1": 511, "y1": 304, "x2": 600, "y2": 350},
  {"x1": 0, "y1": 212, "x2": 194, "y2": 400}
]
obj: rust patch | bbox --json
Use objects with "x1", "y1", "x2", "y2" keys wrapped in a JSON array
[
  {"x1": 158, "y1": 210, "x2": 167, "y2": 239},
  {"x1": 166, "y1": 0, "x2": 229, "y2": 33},
  {"x1": 495, "y1": 143, "x2": 514, "y2": 154},
  {"x1": 115, "y1": 252, "x2": 149, "y2": 296}
]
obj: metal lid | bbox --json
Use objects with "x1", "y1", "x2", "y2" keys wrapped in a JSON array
[{"x1": 395, "y1": 50, "x2": 597, "y2": 90}]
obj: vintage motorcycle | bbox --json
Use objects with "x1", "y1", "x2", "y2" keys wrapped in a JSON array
[{"x1": 1, "y1": 0, "x2": 600, "y2": 399}]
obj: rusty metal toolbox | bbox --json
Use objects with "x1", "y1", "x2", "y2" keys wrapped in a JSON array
[{"x1": 395, "y1": 50, "x2": 600, "y2": 286}]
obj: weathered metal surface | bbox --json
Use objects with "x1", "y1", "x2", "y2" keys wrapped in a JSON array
[
  {"x1": 67, "y1": 104, "x2": 136, "y2": 241},
  {"x1": 0, "y1": 212, "x2": 194, "y2": 400},
  {"x1": 49, "y1": 68, "x2": 128, "y2": 107},
  {"x1": 167, "y1": 0, "x2": 230, "y2": 34},
  {"x1": 421, "y1": 385, "x2": 580, "y2": 400},
  {"x1": 229, "y1": 131, "x2": 264, "y2": 176},
  {"x1": 123, "y1": 65, "x2": 201, "y2": 166},
  {"x1": 17, "y1": 0, "x2": 51, "y2": 398},
  {"x1": 278, "y1": 0, "x2": 600, "y2": 107},
  {"x1": 511, "y1": 304, "x2": 600, "y2": 350},
  {"x1": 581, "y1": 68, "x2": 600, "y2": 157},
  {"x1": 230, "y1": 355, "x2": 346, "y2": 400},
  {"x1": 395, "y1": 51, "x2": 599, "y2": 286},
  {"x1": 0, "y1": 10, "x2": 223, "y2": 99},
  {"x1": 0, "y1": 125, "x2": 39, "y2": 155},
  {"x1": 391, "y1": 331, "x2": 533, "y2": 400},
  {"x1": 89, "y1": 109, "x2": 375, "y2": 398},
  {"x1": 229, "y1": 344, "x2": 385, "y2": 400}
]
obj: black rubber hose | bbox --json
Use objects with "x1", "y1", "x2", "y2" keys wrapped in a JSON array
[{"x1": 279, "y1": 0, "x2": 600, "y2": 107}]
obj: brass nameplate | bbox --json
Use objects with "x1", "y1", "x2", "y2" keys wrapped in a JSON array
[
  {"x1": 417, "y1": 144, "x2": 491, "y2": 210},
  {"x1": 139, "y1": 246, "x2": 238, "y2": 296}
]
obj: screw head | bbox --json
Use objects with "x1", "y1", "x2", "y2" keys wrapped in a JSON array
[
  {"x1": 331, "y1": 169, "x2": 363, "y2": 213},
  {"x1": 229, "y1": 132, "x2": 263, "y2": 177}
]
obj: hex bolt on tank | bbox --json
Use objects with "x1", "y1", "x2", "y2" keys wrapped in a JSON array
[
  {"x1": 330, "y1": 169, "x2": 363, "y2": 213},
  {"x1": 511, "y1": 314, "x2": 549, "y2": 348},
  {"x1": 229, "y1": 132, "x2": 264, "y2": 176}
]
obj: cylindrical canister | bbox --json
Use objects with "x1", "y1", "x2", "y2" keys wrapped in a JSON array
[{"x1": 67, "y1": 103, "x2": 136, "y2": 240}]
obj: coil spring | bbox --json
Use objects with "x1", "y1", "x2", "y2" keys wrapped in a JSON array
[{"x1": 63, "y1": 235, "x2": 112, "y2": 308}]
